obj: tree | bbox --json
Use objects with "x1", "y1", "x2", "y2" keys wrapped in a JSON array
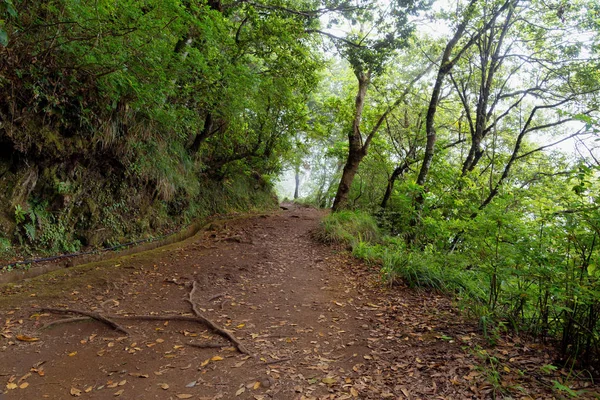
[{"x1": 326, "y1": 0, "x2": 429, "y2": 211}]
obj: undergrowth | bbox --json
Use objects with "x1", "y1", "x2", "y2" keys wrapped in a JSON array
[
  {"x1": 314, "y1": 210, "x2": 380, "y2": 247},
  {"x1": 317, "y1": 210, "x2": 600, "y2": 381}
]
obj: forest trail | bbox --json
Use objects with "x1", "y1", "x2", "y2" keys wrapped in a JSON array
[{"x1": 0, "y1": 206, "x2": 594, "y2": 399}]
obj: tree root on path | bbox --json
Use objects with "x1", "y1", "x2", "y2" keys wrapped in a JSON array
[
  {"x1": 40, "y1": 317, "x2": 91, "y2": 330},
  {"x1": 40, "y1": 307, "x2": 130, "y2": 335},
  {"x1": 38, "y1": 281, "x2": 250, "y2": 355},
  {"x1": 185, "y1": 280, "x2": 250, "y2": 355}
]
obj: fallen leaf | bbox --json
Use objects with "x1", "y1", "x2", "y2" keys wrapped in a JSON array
[
  {"x1": 85, "y1": 386, "x2": 93, "y2": 393},
  {"x1": 18, "y1": 372, "x2": 31, "y2": 382},
  {"x1": 68, "y1": 352, "x2": 77, "y2": 357},
  {"x1": 253, "y1": 381, "x2": 261, "y2": 390},
  {"x1": 19, "y1": 382, "x2": 29, "y2": 389},
  {"x1": 118, "y1": 380, "x2": 126, "y2": 386},
  {"x1": 322, "y1": 377, "x2": 337, "y2": 385},
  {"x1": 6, "y1": 383, "x2": 17, "y2": 390},
  {"x1": 236, "y1": 387, "x2": 246, "y2": 396},
  {"x1": 176, "y1": 395, "x2": 193, "y2": 399},
  {"x1": 160, "y1": 383, "x2": 169, "y2": 390},
  {"x1": 129, "y1": 373, "x2": 149, "y2": 378},
  {"x1": 70, "y1": 387, "x2": 82, "y2": 397},
  {"x1": 16, "y1": 335, "x2": 40, "y2": 342},
  {"x1": 211, "y1": 355, "x2": 224, "y2": 361},
  {"x1": 114, "y1": 389, "x2": 124, "y2": 396}
]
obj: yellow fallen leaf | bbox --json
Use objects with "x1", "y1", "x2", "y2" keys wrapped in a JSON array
[
  {"x1": 68, "y1": 351, "x2": 77, "y2": 357},
  {"x1": 16, "y1": 335, "x2": 40, "y2": 342},
  {"x1": 253, "y1": 381, "x2": 261, "y2": 390},
  {"x1": 200, "y1": 359, "x2": 210, "y2": 367},
  {"x1": 156, "y1": 338, "x2": 164, "y2": 343},
  {"x1": 503, "y1": 366, "x2": 511, "y2": 373},
  {"x1": 114, "y1": 389, "x2": 124, "y2": 396},
  {"x1": 118, "y1": 380, "x2": 126, "y2": 386},
  {"x1": 176, "y1": 395, "x2": 193, "y2": 399},
  {"x1": 322, "y1": 377, "x2": 337, "y2": 384},
  {"x1": 85, "y1": 386, "x2": 93, "y2": 393},
  {"x1": 350, "y1": 387, "x2": 359, "y2": 397},
  {"x1": 160, "y1": 383, "x2": 169, "y2": 390},
  {"x1": 236, "y1": 387, "x2": 245, "y2": 396},
  {"x1": 6, "y1": 383, "x2": 17, "y2": 390},
  {"x1": 19, "y1": 382, "x2": 29, "y2": 389},
  {"x1": 107, "y1": 382, "x2": 119, "y2": 388},
  {"x1": 70, "y1": 387, "x2": 82, "y2": 396},
  {"x1": 211, "y1": 355, "x2": 224, "y2": 361},
  {"x1": 236, "y1": 323, "x2": 245, "y2": 329}
]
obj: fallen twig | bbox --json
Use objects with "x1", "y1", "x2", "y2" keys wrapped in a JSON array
[{"x1": 40, "y1": 307, "x2": 130, "y2": 335}]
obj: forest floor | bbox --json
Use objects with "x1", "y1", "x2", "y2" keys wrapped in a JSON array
[{"x1": 0, "y1": 205, "x2": 598, "y2": 400}]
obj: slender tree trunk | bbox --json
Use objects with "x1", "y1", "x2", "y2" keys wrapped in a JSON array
[
  {"x1": 332, "y1": 71, "x2": 370, "y2": 212},
  {"x1": 332, "y1": 153, "x2": 365, "y2": 211},
  {"x1": 381, "y1": 163, "x2": 409, "y2": 209},
  {"x1": 294, "y1": 166, "x2": 300, "y2": 199},
  {"x1": 415, "y1": 0, "x2": 514, "y2": 188}
]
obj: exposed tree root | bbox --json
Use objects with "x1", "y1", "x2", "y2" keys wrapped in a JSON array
[
  {"x1": 41, "y1": 317, "x2": 91, "y2": 330},
  {"x1": 40, "y1": 307, "x2": 130, "y2": 335},
  {"x1": 38, "y1": 281, "x2": 250, "y2": 355},
  {"x1": 185, "y1": 280, "x2": 250, "y2": 355},
  {"x1": 187, "y1": 342, "x2": 228, "y2": 349},
  {"x1": 207, "y1": 293, "x2": 226, "y2": 302}
]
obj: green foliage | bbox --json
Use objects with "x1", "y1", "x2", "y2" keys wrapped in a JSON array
[
  {"x1": 0, "y1": 0, "x2": 323, "y2": 259},
  {"x1": 315, "y1": 210, "x2": 380, "y2": 247}
]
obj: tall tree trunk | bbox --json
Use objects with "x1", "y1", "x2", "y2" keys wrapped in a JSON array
[
  {"x1": 332, "y1": 71, "x2": 370, "y2": 212},
  {"x1": 294, "y1": 166, "x2": 300, "y2": 199}
]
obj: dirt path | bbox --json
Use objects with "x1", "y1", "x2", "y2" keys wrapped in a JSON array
[{"x1": 0, "y1": 206, "x2": 597, "y2": 399}]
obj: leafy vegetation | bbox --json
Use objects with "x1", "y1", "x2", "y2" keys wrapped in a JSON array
[
  {"x1": 0, "y1": 0, "x2": 321, "y2": 258},
  {"x1": 303, "y1": 0, "x2": 600, "y2": 372},
  {"x1": 1, "y1": 0, "x2": 599, "y2": 378}
]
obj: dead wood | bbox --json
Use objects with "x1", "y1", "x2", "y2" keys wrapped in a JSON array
[{"x1": 40, "y1": 307, "x2": 130, "y2": 335}]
